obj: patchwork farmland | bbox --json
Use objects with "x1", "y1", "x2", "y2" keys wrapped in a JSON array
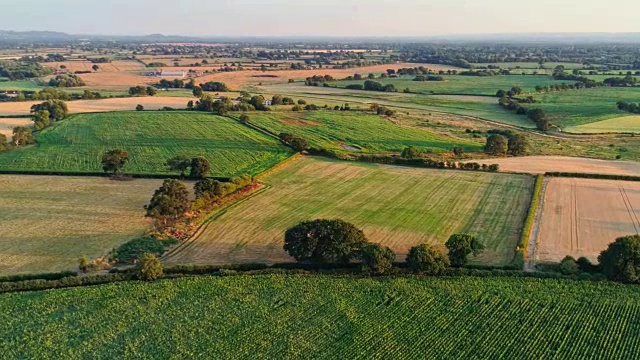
[
  {"x1": 535, "y1": 178, "x2": 640, "y2": 263},
  {"x1": 0, "y1": 111, "x2": 293, "y2": 176},
  {"x1": 166, "y1": 156, "x2": 534, "y2": 266},
  {"x1": 0, "y1": 175, "x2": 162, "y2": 274}
]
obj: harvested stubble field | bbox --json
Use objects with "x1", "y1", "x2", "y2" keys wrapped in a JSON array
[
  {"x1": 0, "y1": 117, "x2": 31, "y2": 139},
  {"x1": 42, "y1": 60, "x2": 145, "y2": 73},
  {"x1": 166, "y1": 156, "x2": 534, "y2": 266},
  {"x1": 477, "y1": 156, "x2": 640, "y2": 176},
  {"x1": 536, "y1": 177, "x2": 640, "y2": 263},
  {"x1": 0, "y1": 175, "x2": 161, "y2": 274},
  {"x1": 0, "y1": 96, "x2": 196, "y2": 116},
  {"x1": 0, "y1": 111, "x2": 292, "y2": 176},
  {"x1": 2, "y1": 275, "x2": 640, "y2": 358},
  {"x1": 247, "y1": 111, "x2": 482, "y2": 153}
]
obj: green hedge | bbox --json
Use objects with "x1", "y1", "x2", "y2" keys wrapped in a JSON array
[
  {"x1": 546, "y1": 172, "x2": 640, "y2": 182},
  {"x1": 0, "y1": 273, "x2": 134, "y2": 294},
  {"x1": 0, "y1": 271, "x2": 76, "y2": 283},
  {"x1": 514, "y1": 174, "x2": 544, "y2": 268}
]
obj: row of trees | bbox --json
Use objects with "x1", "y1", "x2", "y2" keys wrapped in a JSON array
[
  {"x1": 129, "y1": 86, "x2": 157, "y2": 96},
  {"x1": 616, "y1": 101, "x2": 640, "y2": 114},
  {"x1": 283, "y1": 219, "x2": 485, "y2": 274},
  {"x1": 47, "y1": 74, "x2": 86, "y2": 87},
  {"x1": 484, "y1": 131, "x2": 528, "y2": 156},
  {"x1": 498, "y1": 96, "x2": 551, "y2": 131}
]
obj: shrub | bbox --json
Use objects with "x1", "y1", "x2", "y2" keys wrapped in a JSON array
[
  {"x1": 112, "y1": 236, "x2": 178, "y2": 264},
  {"x1": 559, "y1": 256, "x2": 580, "y2": 275},
  {"x1": 136, "y1": 253, "x2": 163, "y2": 281},
  {"x1": 406, "y1": 244, "x2": 449, "y2": 274},
  {"x1": 136, "y1": 104, "x2": 144, "y2": 111},
  {"x1": 358, "y1": 243, "x2": 395, "y2": 274},
  {"x1": 401, "y1": 146, "x2": 422, "y2": 159}
]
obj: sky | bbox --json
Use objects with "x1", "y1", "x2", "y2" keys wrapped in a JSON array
[{"x1": 1, "y1": 0, "x2": 640, "y2": 37}]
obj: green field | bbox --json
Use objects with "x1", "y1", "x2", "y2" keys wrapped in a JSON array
[
  {"x1": 247, "y1": 111, "x2": 483, "y2": 153},
  {"x1": 166, "y1": 156, "x2": 533, "y2": 266},
  {"x1": 568, "y1": 115, "x2": 640, "y2": 133},
  {"x1": 0, "y1": 111, "x2": 293, "y2": 176},
  {"x1": 471, "y1": 62, "x2": 585, "y2": 70},
  {"x1": 0, "y1": 79, "x2": 43, "y2": 91},
  {"x1": 0, "y1": 175, "x2": 161, "y2": 274},
  {"x1": 2, "y1": 274, "x2": 640, "y2": 358},
  {"x1": 336, "y1": 75, "x2": 568, "y2": 96}
]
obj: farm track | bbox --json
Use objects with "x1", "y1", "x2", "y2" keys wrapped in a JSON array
[{"x1": 526, "y1": 177, "x2": 548, "y2": 271}]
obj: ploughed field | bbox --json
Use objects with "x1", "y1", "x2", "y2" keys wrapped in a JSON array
[
  {"x1": 0, "y1": 111, "x2": 293, "y2": 177},
  {"x1": 166, "y1": 156, "x2": 534, "y2": 266},
  {"x1": 536, "y1": 178, "x2": 640, "y2": 263},
  {"x1": 246, "y1": 111, "x2": 482, "y2": 153},
  {"x1": 0, "y1": 175, "x2": 161, "y2": 274},
  {"x1": 2, "y1": 275, "x2": 640, "y2": 358}
]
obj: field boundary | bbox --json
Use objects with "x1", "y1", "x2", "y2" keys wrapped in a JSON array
[
  {"x1": 546, "y1": 172, "x2": 640, "y2": 182},
  {"x1": 525, "y1": 177, "x2": 549, "y2": 271},
  {"x1": 516, "y1": 174, "x2": 544, "y2": 270}
]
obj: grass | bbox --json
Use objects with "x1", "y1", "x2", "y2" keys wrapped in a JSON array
[
  {"x1": 568, "y1": 115, "x2": 640, "y2": 133},
  {"x1": 246, "y1": 111, "x2": 483, "y2": 153},
  {"x1": 0, "y1": 175, "x2": 161, "y2": 275},
  {"x1": 0, "y1": 111, "x2": 293, "y2": 177},
  {"x1": 0, "y1": 79, "x2": 43, "y2": 91},
  {"x1": 166, "y1": 156, "x2": 534, "y2": 266},
  {"x1": 335, "y1": 74, "x2": 568, "y2": 96},
  {"x1": 2, "y1": 275, "x2": 640, "y2": 358}
]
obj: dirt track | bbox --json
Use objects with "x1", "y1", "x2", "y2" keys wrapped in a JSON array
[
  {"x1": 478, "y1": 156, "x2": 640, "y2": 176},
  {"x1": 535, "y1": 178, "x2": 640, "y2": 262}
]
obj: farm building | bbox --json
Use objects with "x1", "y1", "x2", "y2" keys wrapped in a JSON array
[{"x1": 160, "y1": 70, "x2": 186, "y2": 78}]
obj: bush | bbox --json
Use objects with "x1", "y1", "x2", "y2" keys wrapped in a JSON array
[
  {"x1": 283, "y1": 219, "x2": 368, "y2": 264},
  {"x1": 406, "y1": 244, "x2": 449, "y2": 274},
  {"x1": 358, "y1": 243, "x2": 395, "y2": 274},
  {"x1": 111, "y1": 236, "x2": 178, "y2": 264},
  {"x1": 559, "y1": 256, "x2": 580, "y2": 275},
  {"x1": 136, "y1": 253, "x2": 163, "y2": 281},
  {"x1": 136, "y1": 104, "x2": 144, "y2": 111}
]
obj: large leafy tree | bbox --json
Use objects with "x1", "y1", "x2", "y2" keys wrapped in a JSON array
[
  {"x1": 11, "y1": 126, "x2": 33, "y2": 146},
  {"x1": 358, "y1": 243, "x2": 395, "y2": 274},
  {"x1": 145, "y1": 179, "x2": 191, "y2": 223},
  {"x1": 598, "y1": 235, "x2": 640, "y2": 283},
  {"x1": 445, "y1": 234, "x2": 485, "y2": 267},
  {"x1": 284, "y1": 219, "x2": 368, "y2": 264},
  {"x1": 190, "y1": 156, "x2": 211, "y2": 179},
  {"x1": 30, "y1": 100, "x2": 68, "y2": 121},
  {"x1": 406, "y1": 244, "x2": 449, "y2": 274},
  {"x1": 32, "y1": 110, "x2": 50, "y2": 130},
  {"x1": 507, "y1": 133, "x2": 528, "y2": 156},
  {"x1": 166, "y1": 155, "x2": 191, "y2": 177},
  {"x1": 484, "y1": 134, "x2": 508, "y2": 156},
  {"x1": 101, "y1": 149, "x2": 129, "y2": 175}
]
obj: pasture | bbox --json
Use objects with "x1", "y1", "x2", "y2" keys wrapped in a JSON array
[
  {"x1": 166, "y1": 156, "x2": 534, "y2": 266},
  {"x1": 536, "y1": 178, "x2": 640, "y2": 263},
  {"x1": 246, "y1": 111, "x2": 483, "y2": 153},
  {"x1": 0, "y1": 175, "x2": 161, "y2": 274},
  {"x1": 0, "y1": 79, "x2": 42, "y2": 91},
  {"x1": 568, "y1": 115, "x2": 640, "y2": 134},
  {"x1": 0, "y1": 111, "x2": 293, "y2": 176},
  {"x1": 2, "y1": 275, "x2": 640, "y2": 358}
]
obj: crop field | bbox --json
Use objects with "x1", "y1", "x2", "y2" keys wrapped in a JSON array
[
  {"x1": 0, "y1": 96, "x2": 196, "y2": 116},
  {"x1": 166, "y1": 156, "x2": 533, "y2": 266},
  {"x1": 477, "y1": 156, "x2": 640, "y2": 176},
  {"x1": 247, "y1": 111, "x2": 483, "y2": 153},
  {"x1": 471, "y1": 62, "x2": 585, "y2": 70},
  {"x1": 0, "y1": 79, "x2": 43, "y2": 91},
  {"x1": 568, "y1": 115, "x2": 640, "y2": 134},
  {"x1": 0, "y1": 175, "x2": 162, "y2": 274},
  {"x1": 335, "y1": 75, "x2": 568, "y2": 96},
  {"x1": 2, "y1": 275, "x2": 640, "y2": 358},
  {"x1": 42, "y1": 60, "x2": 145, "y2": 73},
  {"x1": 0, "y1": 112, "x2": 293, "y2": 176},
  {"x1": 0, "y1": 117, "x2": 31, "y2": 139},
  {"x1": 536, "y1": 177, "x2": 640, "y2": 263}
]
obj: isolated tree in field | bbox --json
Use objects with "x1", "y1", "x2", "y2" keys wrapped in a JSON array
[
  {"x1": 297, "y1": 99, "x2": 306, "y2": 105},
  {"x1": 136, "y1": 104, "x2": 144, "y2": 111},
  {"x1": 92, "y1": 64, "x2": 99, "y2": 71},
  {"x1": 406, "y1": 244, "x2": 449, "y2": 274},
  {"x1": 507, "y1": 133, "x2": 528, "y2": 156},
  {"x1": 190, "y1": 156, "x2": 210, "y2": 178},
  {"x1": 598, "y1": 235, "x2": 640, "y2": 283},
  {"x1": 401, "y1": 146, "x2": 422, "y2": 159},
  {"x1": 166, "y1": 155, "x2": 191, "y2": 177},
  {"x1": 32, "y1": 109, "x2": 50, "y2": 130},
  {"x1": 283, "y1": 219, "x2": 368, "y2": 264},
  {"x1": 193, "y1": 86, "x2": 204, "y2": 98},
  {"x1": 12, "y1": 126, "x2": 33, "y2": 146},
  {"x1": 146, "y1": 179, "x2": 191, "y2": 222},
  {"x1": 445, "y1": 234, "x2": 485, "y2": 267},
  {"x1": 136, "y1": 253, "x2": 163, "y2": 281},
  {"x1": 358, "y1": 243, "x2": 395, "y2": 274},
  {"x1": 101, "y1": 149, "x2": 129, "y2": 175},
  {"x1": 484, "y1": 134, "x2": 508, "y2": 155}
]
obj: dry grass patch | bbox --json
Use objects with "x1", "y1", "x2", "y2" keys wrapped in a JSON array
[{"x1": 0, "y1": 118, "x2": 31, "y2": 139}]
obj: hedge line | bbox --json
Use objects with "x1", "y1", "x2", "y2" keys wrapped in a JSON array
[
  {"x1": 0, "y1": 273, "x2": 134, "y2": 294},
  {"x1": 0, "y1": 271, "x2": 76, "y2": 283},
  {"x1": 546, "y1": 172, "x2": 640, "y2": 182},
  {"x1": 513, "y1": 174, "x2": 544, "y2": 268}
]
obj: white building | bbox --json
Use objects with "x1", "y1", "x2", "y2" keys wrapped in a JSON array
[{"x1": 160, "y1": 70, "x2": 186, "y2": 78}]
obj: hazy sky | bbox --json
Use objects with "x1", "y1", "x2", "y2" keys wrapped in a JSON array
[{"x1": 2, "y1": 0, "x2": 640, "y2": 37}]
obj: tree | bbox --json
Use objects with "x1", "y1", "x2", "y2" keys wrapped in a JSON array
[
  {"x1": 358, "y1": 243, "x2": 395, "y2": 274},
  {"x1": 146, "y1": 86, "x2": 157, "y2": 96},
  {"x1": 101, "y1": 149, "x2": 129, "y2": 175},
  {"x1": 193, "y1": 86, "x2": 204, "y2": 98},
  {"x1": 484, "y1": 134, "x2": 508, "y2": 155},
  {"x1": 239, "y1": 113, "x2": 250, "y2": 124},
  {"x1": 507, "y1": 133, "x2": 528, "y2": 156},
  {"x1": 401, "y1": 146, "x2": 422, "y2": 159},
  {"x1": 290, "y1": 137, "x2": 308, "y2": 152},
  {"x1": 30, "y1": 100, "x2": 68, "y2": 121},
  {"x1": 297, "y1": 99, "x2": 307, "y2": 105},
  {"x1": 271, "y1": 95, "x2": 283, "y2": 105},
  {"x1": 12, "y1": 126, "x2": 33, "y2": 146},
  {"x1": 406, "y1": 244, "x2": 449, "y2": 274},
  {"x1": 190, "y1": 156, "x2": 210, "y2": 178},
  {"x1": 445, "y1": 234, "x2": 485, "y2": 267},
  {"x1": 598, "y1": 235, "x2": 640, "y2": 283},
  {"x1": 145, "y1": 179, "x2": 191, "y2": 222},
  {"x1": 559, "y1": 256, "x2": 580, "y2": 275},
  {"x1": 32, "y1": 109, "x2": 50, "y2": 130},
  {"x1": 136, "y1": 253, "x2": 163, "y2": 281},
  {"x1": 166, "y1": 155, "x2": 191, "y2": 177},
  {"x1": 452, "y1": 146, "x2": 464, "y2": 157},
  {"x1": 136, "y1": 104, "x2": 144, "y2": 111},
  {"x1": 283, "y1": 219, "x2": 368, "y2": 264},
  {"x1": 78, "y1": 256, "x2": 89, "y2": 273},
  {"x1": 186, "y1": 100, "x2": 194, "y2": 110},
  {"x1": 92, "y1": 64, "x2": 99, "y2": 71},
  {"x1": 0, "y1": 133, "x2": 7, "y2": 151}
]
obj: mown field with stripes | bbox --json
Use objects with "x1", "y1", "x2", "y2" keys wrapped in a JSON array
[
  {"x1": 0, "y1": 111, "x2": 292, "y2": 177},
  {"x1": 2, "y1": 275, "x2": 640, "y2": 358},
  {"x1": 166, "y1": 156, "x2": 534, "y2": 266}
]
